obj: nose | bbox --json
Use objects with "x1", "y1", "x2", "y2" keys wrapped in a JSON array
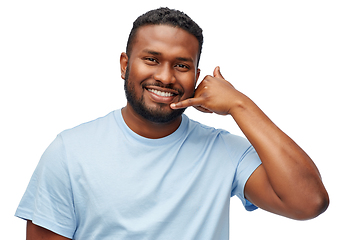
[{"x1": 153, "y1": 63, "x2": 175, "y2": 85}]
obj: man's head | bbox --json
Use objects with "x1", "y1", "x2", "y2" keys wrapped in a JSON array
[
  {"x1": 126, "y1": 7, "x2": 203, "y2": 66},
  {"x1": 121, "y1": 8, "x2": 203, "y2": 124}
]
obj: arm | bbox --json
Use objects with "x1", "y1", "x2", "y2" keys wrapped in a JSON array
[
  {"x1": 171, "y1": 67, "x2": 329, "y2": 220},
  {"x1": 27, "y1": 221, "x2": 71, "y2": 240}
]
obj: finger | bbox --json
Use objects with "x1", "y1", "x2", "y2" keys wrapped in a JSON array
[
  {"x1": 213, "y1": 66, "x2": 224, "y2": 79},
  {"x1": 170, "y1": 97, "x2": 203, "y2": 110}
]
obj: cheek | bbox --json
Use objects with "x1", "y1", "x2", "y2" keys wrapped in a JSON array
[
  {"x1": 128, "y1": 60, "x2": 152, "y2": 83},
  {"x1": 180, "y1": 77, "x2": 196, "y2": 98}
]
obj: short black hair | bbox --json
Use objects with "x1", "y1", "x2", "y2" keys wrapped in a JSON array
[{"x1": 126, "y1": 7, "x2": 203, "y2": 65}]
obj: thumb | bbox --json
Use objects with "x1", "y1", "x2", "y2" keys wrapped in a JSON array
[{"x1": 213, "y1": 66, "x2": 224, "y2": 79}]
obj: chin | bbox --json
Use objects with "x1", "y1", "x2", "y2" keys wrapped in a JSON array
[
  {"x1": 124, "y1": 76, "x2": 186, "y2": 123},
  {"x1": 135, "y1": 104, "x2": 186, "y2": 123}
]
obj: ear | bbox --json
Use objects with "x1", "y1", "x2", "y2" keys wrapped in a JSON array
[
  {"x1": 196, "y1": 68, "x2": 201, "y2": 83},
  {"x1": 120, "y1": 52, "x2": 129, "y2": 80}
]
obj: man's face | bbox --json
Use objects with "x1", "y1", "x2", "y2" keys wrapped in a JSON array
[{"x1": 121, "y1": 25, "x2": 200, "y2": 123}]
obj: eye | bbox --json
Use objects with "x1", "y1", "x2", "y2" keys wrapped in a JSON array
[
  {"x1": 175, "y1": 64, "x2": 190, "y2": 71},
  {"x1": 144, "y1": 57, "x2": 158, "y2": 64}
]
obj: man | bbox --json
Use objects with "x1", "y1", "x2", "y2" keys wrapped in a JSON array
[{"x1": 16, "y1": 7, "x2": 329, "y2": 240}]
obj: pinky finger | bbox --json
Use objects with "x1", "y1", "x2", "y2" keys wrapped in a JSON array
[{"x1": 170, "y1": 98, "x2": 202, "y2": 110}]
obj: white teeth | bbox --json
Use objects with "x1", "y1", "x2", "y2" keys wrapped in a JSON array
[{"x1": 147, "y1": 88, "x2": 174, "y2": 97}]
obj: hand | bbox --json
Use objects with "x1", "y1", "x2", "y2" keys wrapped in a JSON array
[{"x1": 170, "y1": 66, "x2": 242, "y2": 115}]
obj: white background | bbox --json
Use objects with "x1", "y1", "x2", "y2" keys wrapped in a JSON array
[{"x1": 1, "y1": 0, "x2": 353, "y2": 239}]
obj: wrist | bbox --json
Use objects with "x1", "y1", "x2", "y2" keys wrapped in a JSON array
[{"x1": 228, "y1": 93, "x2": 252, "y2": 117}]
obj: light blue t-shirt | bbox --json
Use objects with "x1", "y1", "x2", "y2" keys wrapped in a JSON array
[{"x1": 15, "y1": 109, "x2": 261, "y2": 239}]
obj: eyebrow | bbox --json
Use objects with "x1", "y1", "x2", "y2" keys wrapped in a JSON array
[
  {"x1": 143, "y1": 49, "x2": 161, "y2": 56},
  {"x1": 142, "y1": 49, "x2": 194, "y2": 63},
  {"x1": 176, "y1": 57, "x2": 193, "y2": 62}
]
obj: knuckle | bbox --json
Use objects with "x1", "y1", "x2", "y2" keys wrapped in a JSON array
[
  {"x1": 200, "y1": 91, "x2": 210, "y2": 99},
  {"x1": 187, "y1": 99, "x2": 195, "y2": 105}
]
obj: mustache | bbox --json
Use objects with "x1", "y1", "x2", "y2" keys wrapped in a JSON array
[{"x1": 142, "y1": 82, "x2": 185, "y2": 96}]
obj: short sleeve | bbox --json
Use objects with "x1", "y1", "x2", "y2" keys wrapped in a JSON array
[
  {"x1": 15, "y1": 134, "x2": 76, "y2": 238},
  {"x1": 231, "y1": 145, "x2": 262, "y2": 211}
]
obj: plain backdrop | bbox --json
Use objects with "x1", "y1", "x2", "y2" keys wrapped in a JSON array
[{"x1": 1, "y1": 0, "x2": 353, "y2": 239}]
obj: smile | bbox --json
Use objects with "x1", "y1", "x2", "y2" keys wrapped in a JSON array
[{"x1": 147, "y1": 88, "x2": 175, "y2": 97}]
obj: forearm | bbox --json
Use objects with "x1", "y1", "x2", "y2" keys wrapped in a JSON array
[{"x1": 230, "y1": 95, "x2": 327, "y2": 208}]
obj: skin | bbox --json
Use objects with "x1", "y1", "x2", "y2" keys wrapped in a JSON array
[
  {"x1": 27, "y1": 221, "x2": 70, "y2": 240},
  {"x1": 27, "y1": 24, "x2": 329, "y2": 238}
]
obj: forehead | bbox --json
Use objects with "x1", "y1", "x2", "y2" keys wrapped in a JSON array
[{"x1": 131, "y1": 25, "x2": 199, "y2": 62}]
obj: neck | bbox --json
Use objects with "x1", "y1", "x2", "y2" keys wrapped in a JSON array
[{"x1": 121, "y1": 105, "x2": 182, "y2": 139}]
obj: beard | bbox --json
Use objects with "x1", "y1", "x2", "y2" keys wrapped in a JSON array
[{"x1": 124, "y1": 65, "x2": 189, "y2": 123}]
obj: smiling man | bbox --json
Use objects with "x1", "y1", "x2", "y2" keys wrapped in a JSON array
[
  {"x1": 16, "y1": 7, "x2": 329, "y2": 240},
  {"x1": 121, "y1": 23, "x2": 200, "y2": 138}
]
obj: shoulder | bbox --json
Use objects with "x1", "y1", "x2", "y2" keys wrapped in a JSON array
[
  {"x1": 186, "y1": 116, "x2": 249, "y2": 146},
  {"x1": 60, "y1": 110, "x2": 119, "y2": 140},
  {"x1": 186, "y1": 116, "x2": 225, "y2": 136}
]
